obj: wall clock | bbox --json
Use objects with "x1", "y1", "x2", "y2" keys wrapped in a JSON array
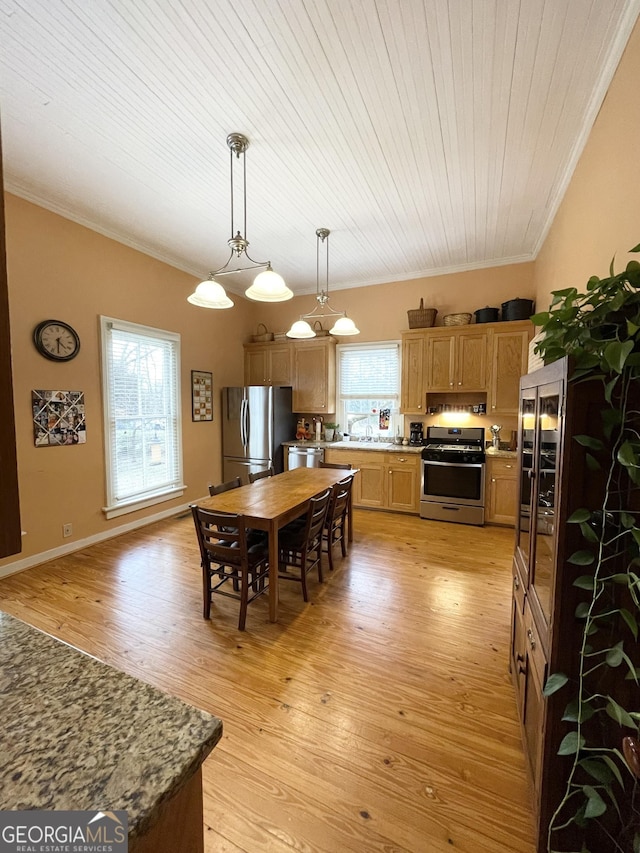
[{"x1": 33, "y1": 320, "x2": 81, "y2": 362}]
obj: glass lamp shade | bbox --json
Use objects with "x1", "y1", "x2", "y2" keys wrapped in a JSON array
[
  {"x1": 329, "y1": 315, "x2": 360, "y2": 335},
  {"x1": 187, "y1": 279, "x2": 234, "y2": 309},
  {"x1": 286, "y1": 319, "x2": 316, "y2": 339},
  {"x1": 245, "y1": 267, "x2": 293, "y2": 302}
]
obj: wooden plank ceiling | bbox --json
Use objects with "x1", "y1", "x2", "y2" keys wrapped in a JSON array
[{"x1": 1, "y1": 0, "x2": 638, "y2": 294}]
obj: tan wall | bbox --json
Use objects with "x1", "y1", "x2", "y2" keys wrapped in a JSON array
[
  {"x1": 249, "y1": 261, "x2": 535, "y2": 342},
  {"x1": 534, "y1": 19, "x2": 640, "y2": 311},
  {"x1": 1, "y1": 194, "x2": 253, "y2": 570}
]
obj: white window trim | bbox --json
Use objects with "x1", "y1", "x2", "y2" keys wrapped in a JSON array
[
  {"x1": 100, "y1": 316, "x2": 185, "y2": 519},
  {"x1": 336, "y1": 340, "x2": 401, "y2": 435}
]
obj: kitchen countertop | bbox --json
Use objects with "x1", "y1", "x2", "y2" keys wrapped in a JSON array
[
  {"x1": 0, "y1": 611, "x2": 222, "y2": 841},
  {"x1": 283, "y1": 439, "x2": 423, "y2": 454},
  {"x1": 485, "y1": 447, "x2": 518, "y2": 459}
]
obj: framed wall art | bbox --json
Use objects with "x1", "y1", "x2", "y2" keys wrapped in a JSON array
[
  {"x1": 191, "y1": 370, "x2": 213, "y2": 421},
  {"x1": 32, "y1": 390, "x2": 86, "y2": 447}
]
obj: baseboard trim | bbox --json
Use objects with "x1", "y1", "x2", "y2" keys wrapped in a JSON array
[{"x1": 0, "y1": 497, "x2": 210, "y2": 580}]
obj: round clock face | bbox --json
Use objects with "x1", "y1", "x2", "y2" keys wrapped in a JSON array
[{"x1": 33, "y1": 320, "x2": 81, "y2": 362}]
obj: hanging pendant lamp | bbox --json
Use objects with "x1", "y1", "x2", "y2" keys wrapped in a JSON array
[
  {"x1": 286, "y1": 228, "x2": 360, "y2": 338},
  {"x1": 187, "y1": 133, "x2": 292, "y2": 308}
]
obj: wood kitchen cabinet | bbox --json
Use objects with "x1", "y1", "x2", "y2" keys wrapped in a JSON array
[
  {"x1": 400, "y1": 332, "x2": 426, "y2": 413},
  {"x1": 426, "y1": 328, "x2": 487, "y2": 392},
  {"x1": 292, "y1": 338, "x2": 336, "y2": 413},
  {"x1": 488, "y1": 323, "x2": 531, "y2": 416},
  {"x1": 244, "y1": 341, "x2": 292, "y2": 386},
  {"x1": 485, "y1": 455, "x2": 518, "y2": 525},
  {"x1": 324, "y1": 448, "x2": 420, "y2": 513}
]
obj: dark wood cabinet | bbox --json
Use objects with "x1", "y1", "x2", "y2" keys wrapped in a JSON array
[
  {"x1": 0, "y1": 128, "x2": 21, "y2": 558},
  {"x1": 510, "y1": 357, "x2": 638, "y2": 852}
]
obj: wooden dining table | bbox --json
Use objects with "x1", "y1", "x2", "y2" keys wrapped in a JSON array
[{"x1": 197, "y1": 467, "x2": 356, "y2": 623}]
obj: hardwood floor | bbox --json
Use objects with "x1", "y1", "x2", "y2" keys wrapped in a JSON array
[{"x1": 0, "y1": 510, "x2": 535, "y2": 853}]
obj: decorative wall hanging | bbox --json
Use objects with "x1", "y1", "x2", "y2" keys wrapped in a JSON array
[
  {"x1": 191, "y1": 371, "x2": 213, "y2": 421},
  {"x1": 32, "y1": 390, "x2": 86, "y2": 446}
]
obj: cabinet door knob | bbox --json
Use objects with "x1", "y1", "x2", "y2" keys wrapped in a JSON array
[
  {"x1": 505, "y1": 464, "x2": 512, "y2": 469},
  {"x1": 518, "y1": 664, "x2": 527, "y2": 675},
  {"x1": 492, "y1": 404, "x2": 496, "y2": 409},
  {"x1": 458, "y1": 381, "x2": 462, "y2": 385},
  {"x1": 514, "y1": 575, "x2": 520, "y2": 589},
  {"x1": 516, "y1": 652, "x2": 524, "y2": 662},
  {"x1": 491, "y1": 478, "x2": 496, "y2": 483},
  {"x1": 527, "y1": 628, "x2": 536, "y2": 649}
]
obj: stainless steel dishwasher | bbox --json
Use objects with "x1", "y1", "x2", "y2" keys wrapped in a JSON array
[{"x1": 287, "y1": 445, "x2": 325, "y2": 469}]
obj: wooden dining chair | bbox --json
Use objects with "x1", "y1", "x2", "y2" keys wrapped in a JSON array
[
  {"x1": 323, "y1": 474, "x2": 355, "y2": 572},
  {"x1": 319, "y1": 461, "x2": 352, "y2": 469},
  {"x1": 278, "y1": 488, "x2": 332, "y2": 602},
  {"x1": 208, "y1": 476, "x2": 242, "y2": 496},
  {"x1": 248, "y1": 466, "x2": 275, "y2": 483},
  {"x1": 190, "y1": 505, "x2": 269, "y2": 631}
]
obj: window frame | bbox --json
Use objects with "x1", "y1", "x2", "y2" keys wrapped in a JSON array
[
  {"x1": 100, "y1": 315, "x2": 185, "y2": 519},
  {"x1": 336, "y1": 340, "x2": 401, "y2": 438}
]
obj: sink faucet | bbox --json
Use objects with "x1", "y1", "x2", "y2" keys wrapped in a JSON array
[{"x1": 365, "y1": 425, "x2": 373, "y2": 441}]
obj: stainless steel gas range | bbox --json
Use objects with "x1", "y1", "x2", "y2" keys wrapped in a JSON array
[{"x1": 420, "y1": 426, "x2": 486, "y2": 526}]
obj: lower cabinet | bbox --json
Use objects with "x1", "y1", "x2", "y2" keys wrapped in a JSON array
[
  {"x1": 324, "y1": 449, "x2": 420, "y2": 513},
  {"x1": 485, "y1": 456, "x2": 518, "y2": 525}
]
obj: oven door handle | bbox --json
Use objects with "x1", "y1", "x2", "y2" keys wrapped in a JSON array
[{"x1": 423, "y1": 460, "x2": 484, "y2": 469}]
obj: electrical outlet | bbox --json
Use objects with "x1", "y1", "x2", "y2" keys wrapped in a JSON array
[{"x1": 63, "y1": 523, "x2": 73, "y2": 538}]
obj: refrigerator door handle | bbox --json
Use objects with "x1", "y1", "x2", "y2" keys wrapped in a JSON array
[{"x1": 241, "y1": 398, "x2": 249, "y2": 450}]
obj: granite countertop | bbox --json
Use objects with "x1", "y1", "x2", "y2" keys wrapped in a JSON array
[
  {"x1": 485, "y1": 447, "x2": 518, "y2": 459},
  {"x1": 283, "y1": 439, "x2": 423, "y2": 454},
  {"x1": 0, "y1": 612, "x2": 222, "y2": 841}
]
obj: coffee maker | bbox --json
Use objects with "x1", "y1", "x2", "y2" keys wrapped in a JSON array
[{"x1": 409, "y1": 422, "x2": 424, "y2": 446}]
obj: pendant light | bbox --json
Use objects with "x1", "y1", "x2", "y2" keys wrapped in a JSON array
[
  {"x1": 286, "y1": 228, "x2": 359, "y2": 338},
  {"x1": 187, "y1": 133, "x2": 292, "y2": 308}
]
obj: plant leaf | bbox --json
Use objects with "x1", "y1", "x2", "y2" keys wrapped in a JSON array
[
  {"x1": 576, "y1": 601, "x2": 591, "y2": 619},
  {"x1": 543, "y1": 672, "x2": 569, "y2": 696},
  {"x1": 579, "y1": 522, "x2": 600, "y2": 544},
  {"x1": 583, "y1": 785, "x2": 607, "y2": 818},
  {"x1": 568, "y1": 550, "x2": 595, "y2": 566},
  {"x1": 558, "y1": 731, "x2": 585, "y2": 755},
  {"x1": 618, "y1": 441, "x2": 639, "y2": 469},
  {"x1": 606, "y1": 641, "x2": 624, "y2": 667},
  {"x1": 605, "y1": 696, "x2": 637, "y2": 728},
  {"x1": 568, "y1": 508, "x2": 591, "y2": 523},
  {"x1": 605, "y1": 340, "x2": 634, "y2": 373},
  {"x1": 621, "y1": 512, "x2": 636, "y2": 529},
  {"x1": 573, "y1": 575, "x2": 595, "y2": 590},
  {"x1": 585, "y1": 453, "x2": 601, "y2": 471},
  {"x1": 574, "y1": 435, "x2": 604, "y2": 451},
  {"x1": 580, "y1": 758, "x2": 614, "y2": 785},
  {"x1": 620, "y1": 608, "x2": 639, "y2": 640},
  {"x1": 601, "y1": 754, "x2": 625, "y2": 788}
]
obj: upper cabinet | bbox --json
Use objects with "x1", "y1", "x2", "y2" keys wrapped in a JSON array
[
  {"x1": 400, "y1": 320, "x2": 533, "y2": 413},
  {"x1": 400, "y1": 332, "x2": 426, "y2": 413},
  {"x1": 489, "y1": 326, "x2": 531, "y2": 416},
  {"x1": 244, "y1": 342, "x2": 292, "y2": 386},
  {"x1": 425, "y1": 329, "x2": 488, "y2": 392},
  {"x1": 292, "y1": 337, "x2": 336, "y2": 413}
]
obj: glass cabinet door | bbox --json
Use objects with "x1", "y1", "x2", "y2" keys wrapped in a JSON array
[
  {"x1": 530, "y1": 382, "x2": 561, "y2": 627},
  {"x1": 515, "y1": 389, "x2": 537, "y2": 583}
]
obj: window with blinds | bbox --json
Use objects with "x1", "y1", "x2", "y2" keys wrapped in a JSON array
[
  {"x1": 337, "y1": 342, "x2": 400, "y2": 438},
  {"x1": 101, "y1": 316, "x2": 184, "y2": 519}
]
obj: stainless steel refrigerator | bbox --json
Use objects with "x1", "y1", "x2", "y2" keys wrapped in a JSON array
[{"x1": 222, "y1": 386, "x2": 294, "y2": 482}]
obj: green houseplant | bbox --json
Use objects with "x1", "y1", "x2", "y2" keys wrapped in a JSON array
[{"x1": 531, "y1": 245, "x2": 640, "y2": 852}]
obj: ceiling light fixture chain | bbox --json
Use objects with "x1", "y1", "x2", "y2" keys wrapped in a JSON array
[
  {"x1": 187, "y1": 133, "x2": 292, "y2": 309},
  {"x1": 286, "y1": 228, "x2": 360, "y2": 338}
]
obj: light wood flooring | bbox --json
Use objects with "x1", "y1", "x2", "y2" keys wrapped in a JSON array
[{"x1": 0, "y1": 510, "x2": 535, "y2": 853}]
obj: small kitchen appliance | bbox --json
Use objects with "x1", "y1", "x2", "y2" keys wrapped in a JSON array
[
  {"x1": 409, "y1": 422, "x2": 424, "y2": 446},
  {"x1": 420, "y1": 426, "x2": 486, "y2": 525}
]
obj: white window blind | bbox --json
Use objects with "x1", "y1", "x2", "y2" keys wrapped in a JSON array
[
  {"x1": 101, "y1": 316, "x2": 184, "y2": 518},
  {"x1": 337, "y1": 342, "x2": 400, "y2": 438},
  {"x1": 339, "y1": 343, "x2": 400, "y2": 396}
]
